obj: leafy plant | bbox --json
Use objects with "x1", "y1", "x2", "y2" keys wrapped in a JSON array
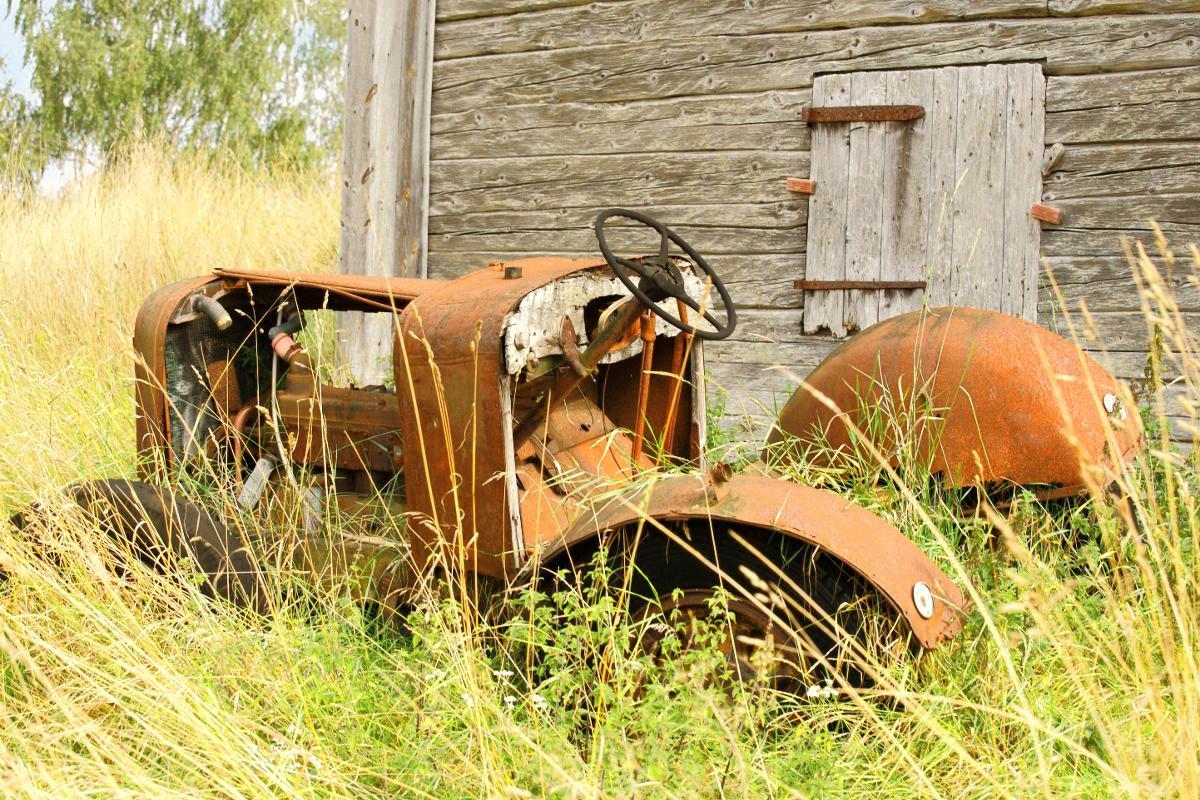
[{"x1": 3, "y1": 0, "x2": 344, "y2": 175}]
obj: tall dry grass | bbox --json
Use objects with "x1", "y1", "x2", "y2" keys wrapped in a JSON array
[
  {"x1": 0, "y1": 145, "x2": 339, "y2": 498},
  {"x1": 0, "y1": 150, "x2": 1197, "y2": 798}
]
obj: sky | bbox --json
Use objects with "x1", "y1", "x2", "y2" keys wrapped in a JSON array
[{"x1": 0, "y1": 6, "x2": 30, "y2": 96}]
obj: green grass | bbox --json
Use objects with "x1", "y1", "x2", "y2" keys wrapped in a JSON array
[{"x1": 1, "y1": 149, "x2": 1198, "y2": 798}]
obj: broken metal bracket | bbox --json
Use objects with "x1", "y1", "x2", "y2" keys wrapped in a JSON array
[
  {"x1": 559, "y1": 316, "x2": 591, "y2": 378},
  {"x1": 1031, "y1": 203, "x2": 1063, "y2": 225},
  {"x1": 786, "y1": 177, "x2": 816, "y2": 194}
]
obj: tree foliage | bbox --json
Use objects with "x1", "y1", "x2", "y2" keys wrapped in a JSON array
[{"x1": 2, "y1": 0, "x2": 345, "y2": 174}]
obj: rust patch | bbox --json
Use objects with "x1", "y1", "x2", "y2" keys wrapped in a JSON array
[{"x1": 767, "y1": 307, "x2": 1145, "y2": 492}]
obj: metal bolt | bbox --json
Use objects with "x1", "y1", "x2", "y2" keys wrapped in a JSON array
[
  {"x1": 1103, "y1": 393, "x2": 1127, "y2": 420},
  {"x1": 912, "y1": 581, "x2": 935, "y2": 619}
]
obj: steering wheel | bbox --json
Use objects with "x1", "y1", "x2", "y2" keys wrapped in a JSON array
[{"x1": 594, "y1": 208, "x2": 737, "y2": 341}]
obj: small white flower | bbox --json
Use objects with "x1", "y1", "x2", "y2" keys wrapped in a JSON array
[
  {"x1": 530, "y1": 692, "x2": 548, "y2": 710},
  {"x1": 805, "y1": 678, "x2": 839, "y2": 699},
  {"x1": 504, "y1": 695, "x2": 516, "y2": 710},
  {"x1": 460, "y1": 691, "x2": 475, "y2": 709},
  {"x1": 493, "y1": 668, "x2": 514, "y2": 684},
  {"x1": 309, "y1": 754, "x2": 324, "y2": 769},
  {"x1": 424, "y1": 668, "x2": 445, "y2": 681}
]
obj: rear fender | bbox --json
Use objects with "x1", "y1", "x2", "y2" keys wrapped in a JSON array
[
  {"x1": 530, "y1": 474, "x2": 967, "y2": 649},
  {"x1": 765, "y1": 307, "x2": 1144, "y2": 491}
]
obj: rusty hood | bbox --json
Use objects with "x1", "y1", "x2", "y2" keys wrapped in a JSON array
[{"x1": 766, "y1": 307, "x2": 1144, "y2": 491}]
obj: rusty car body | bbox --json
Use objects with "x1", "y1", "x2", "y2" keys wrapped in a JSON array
[
  {"x1": 127, "y1": 209, "x2": 967, "y2": 689},
  {"x1": 765, "y1": 306, "x2": 1145, "y2": 498}
]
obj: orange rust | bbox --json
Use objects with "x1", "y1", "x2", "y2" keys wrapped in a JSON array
[
  {"x1": 767, "y1": 307, "x2": 1145, "y2": 492},
  {"x1": 133, "y1": 275, "x2": 225, "y2": 476},
  {"x1": 631, "y1": 312, "x2": 658, "y2": 462},
  {"x1": 661, "y1": 299, "x2": 691, "y2": 455},
  {"x1": 1031, "y1": 203, "x2": 1063, "y2": 224},
  {"x1": 394, "y1": 257, "x2": 610, "y2": 580},
  {"x1": 215, "y1": 267, "x2": 440, "y2": 310},
  {"x1": 542, "y1": 474, "x2": 967, "y2": 650},
  {"x1": 132, "y1": 249, "x2": 970, "y2": 662},
  {"x1": 785, "y1": 177, "x2": 815, "y2": 194}
]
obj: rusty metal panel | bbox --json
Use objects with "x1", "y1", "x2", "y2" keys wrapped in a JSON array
[
  {"x1": 394, "y1": 257, "x2": 608, "y2": 581},
  {"x1": 275, "y1": 371, "x2": 403, "y2": 474},
  {"x1": 133, "y1": 276, "x2": 225, "y2": 476},
  {"x1": 541, "y1": 473, "x2": 967, "y2": 650},
  {"x1": 767, "y1": 307, "x2": 1145, "y2": 492},
  {"x1": 215, "y1": 267, "x2": 442, "y2": 312},
  {"x1": 802, "y1": 104, "x2": 924, "y2": 124}
]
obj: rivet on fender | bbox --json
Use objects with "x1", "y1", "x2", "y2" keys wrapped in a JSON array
[{"x1": 913, "y1": 581, "x2": 935, "y2": 620}]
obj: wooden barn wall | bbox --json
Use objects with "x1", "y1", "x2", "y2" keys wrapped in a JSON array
[{"x1": 422, "y1": 2, "x2": 1200, "y2": 439}]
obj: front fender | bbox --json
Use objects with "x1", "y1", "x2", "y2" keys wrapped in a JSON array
[{"x1": 531, "y1": 474, "x2": 967, "y2": 650}]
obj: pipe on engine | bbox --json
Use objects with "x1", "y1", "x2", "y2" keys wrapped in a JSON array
[{"x1": 192, "y1": 294, "x2": 233, "y2": 331}]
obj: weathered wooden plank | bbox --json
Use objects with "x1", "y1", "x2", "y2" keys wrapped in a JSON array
[
  {"x1": 426, "y1": 251, "x2": 809, "y2": 308},
  {"x1": 1040, "y1": 310, "x2": 1200, "y2": 350},
  {"x1": 1040, "y1": 274, "x2": 1200, "y2": 312},
  {"x1": 842, "y1": 71, "x2": 889, "y2": 332},
  {"x1": 1047, "y1": 101, "x2": 1200, "y2": 142},
  {"x1": 340, "y1": 0, "x2": 377, "y2": 280},
  {"x1": 1048, "y1": 0, "x2": 1200, "y2": 16},
  {"x1": 1044, "y1": 143, "x2": 1200, "y2": 200},
  {"x1": 879, "y1": 69, "x2": 934, "y2": 322},
  {"x1": 339, "y1": 0, "x2": 437, "y2": 386},
  {"x1": 431, "y1": 91, "x2": 812, "y2": 158},
  {"x1": 924, "y1": 66, "x2": 960, "y2": 309},
  {"x1": 431, "y1": 16, "x2": 1200, "y2": 111},
  {"x1": 1082, "y1": 347, "x2": 1177, "y2": 381},
  {"x1": 1041, "y1": 229, "x2": 1147, "y2": 257},
  {"x1": 397, "y1": 0, "x2": 438, "y2": 279},
  {"x1": 434, "y1": 0, "x2": 1047, "y2": 60},
  {"x1": 1041, "y1": 255, "x2": 1142, "y2": 286},
  {"x1": 948, "y1": 66, "x2": 1000, "y2": 309},
  {"x1": 1040, "y1": 253, "x2": 1200, "y2": 312},
  {"x1": 1046, "y1": 65, "x2": 1200, "y2": 110},
  {"x1": 339, "y1": 0, "x2": 386, "y2": 386},
  {"x1": 427, "y1": 202, "x2": 807, "y2": 260},
  {"x1": 1051, "y1": 194, "x2": 1200, "y2": 230},
  {"x1": 714, "y1": 306, "x2": 811, "y2": 345},
  {"x1": 436, "y1": 0, "x2": 592, "y2": 22},
  {"x1": 1001, "y1": 63, "x2": 1045, "y2": 320},
  {"x1": 802, "y1": 74, "x2": 852, "y2": 337},
  {"x1": 1044, "y1": 66, "x2": 1200, "y2": 141},
  {"x1": 428, "y1": 151, "x2": 807, "y2": 214}
]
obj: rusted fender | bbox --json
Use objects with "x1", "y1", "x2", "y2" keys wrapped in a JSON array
[
  {"x1": 536, "y1": 473, "x2": 967, "y2": 650},
  {"x1": 766, "y1": 307, "x2": 1144, "y2": 491},
  {"x1": 133, "y1": 275, "x2": 224, "y2": 475}
]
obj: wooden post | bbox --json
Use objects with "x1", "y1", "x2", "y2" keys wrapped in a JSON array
[{"x1": 339, "y1": 0, "x2": 436, "y2": 386}]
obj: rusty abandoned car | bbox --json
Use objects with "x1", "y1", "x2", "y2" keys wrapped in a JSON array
[
  {"x1": 37, "y1": 208, "x2": 1139, "y2": 692},
  {"x1": 21, "y1": 208, "x2": 1142, "y2": 695}
]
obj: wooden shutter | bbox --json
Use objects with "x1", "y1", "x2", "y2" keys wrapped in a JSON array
[{"x1": 803, "y1": 63, "x2": 1045, "y2": 337}]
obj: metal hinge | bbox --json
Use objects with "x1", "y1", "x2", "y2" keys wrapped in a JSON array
[
  {"x1": 794, "y1": 280, "x2": 927, "y2": 291},
  {"x1": 802, "y1": 105, "x2": 925, "y2": 124}
]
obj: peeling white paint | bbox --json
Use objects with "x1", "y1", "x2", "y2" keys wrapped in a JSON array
[{"x1": 500, "y1": 262, "x2": 715, "y2": 376}]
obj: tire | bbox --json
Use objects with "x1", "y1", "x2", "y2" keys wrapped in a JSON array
[
  {"x1": 16, "y1": 479, "x2": 267, "y2": 613},
  {"x1": 619, "y1": 523, "x2": 886, "y2": 694}
]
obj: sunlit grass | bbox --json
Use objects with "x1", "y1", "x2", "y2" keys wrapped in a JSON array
[{"x1": 0, "y1": 149, "x2": 1197, "y2": 798}]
